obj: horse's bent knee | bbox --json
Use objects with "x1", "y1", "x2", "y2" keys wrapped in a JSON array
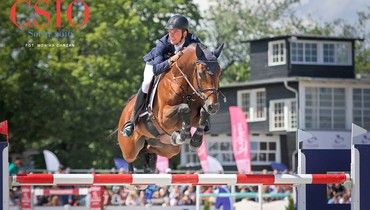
[
  {"x1": 165, "y1": 146, "x2": 181, "y2": 159},
  {"x1": 122, "y1": 152, "x2": 137, "y2": 163}
]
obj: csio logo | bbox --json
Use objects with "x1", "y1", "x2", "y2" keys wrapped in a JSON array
[{"x1": 11, "y1": 0, "x2": 89, "y2": 28}]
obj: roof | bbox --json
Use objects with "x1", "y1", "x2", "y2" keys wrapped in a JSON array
[
  {"x1": 243, "y1": 34, "x2": 364, "y2": 43},
  {"x1": 220, "y1": 76, "x2": 370, "y2": 89}
]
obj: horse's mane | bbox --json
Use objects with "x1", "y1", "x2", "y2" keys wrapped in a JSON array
[{"x1": 182, "y1": 43, "x2": 207, "y2": 53}]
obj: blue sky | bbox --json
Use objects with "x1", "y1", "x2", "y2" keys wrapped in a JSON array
[
  {"x1": 193, "y1": 0, "x2": 369, "y2": 25},
  {"x1": 296, "y1": 0, "x2": 368, "y2": 24}
]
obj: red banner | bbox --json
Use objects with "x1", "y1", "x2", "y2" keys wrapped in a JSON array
[
  {"x1": 90, "y1": 186, "x2": 103, "y2": 210},
  {"x1": 0, "y1": 120, "x2": 8, "y2": 142},
  {"x1": 21, "y1": 186, "x2": 32, "y2": 210},
  {"x1": 229, "y1": 106, "x2": 251, "y2": 174},
  {"x1": 191, "y1": 127, "x2": 209, "y2": 173}
]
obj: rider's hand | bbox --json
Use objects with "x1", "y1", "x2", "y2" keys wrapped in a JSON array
[{"x1": 168, "y1": 53, "x2": 181, "y2": 65}]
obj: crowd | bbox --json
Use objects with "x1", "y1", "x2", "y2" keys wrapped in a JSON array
[{"x1": 327, "y1": 183, "x2": 351, "y2": 204}]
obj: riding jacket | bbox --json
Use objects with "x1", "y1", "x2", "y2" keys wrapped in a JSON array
[{"x1": 143, "y1": 32, "x2": 201, "y2": 76}]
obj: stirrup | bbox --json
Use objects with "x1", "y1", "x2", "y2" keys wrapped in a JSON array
[{"x1": 121, "y1": 121, "x2": 135, "y2": 137}]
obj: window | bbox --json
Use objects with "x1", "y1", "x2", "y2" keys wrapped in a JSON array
[
  {"x1": 290, "y1": 41, "x2": 351, "y2": 65},
  {"x1": 181, "y1": 136, "x2": 235, "y2": 167},
  {"x1": 323, "y1": 43, "x2": 351, "y2": 65},
  {"x1": 268, "y1": 40, "x2": 286, "y2": 66},
  {"x1": 353, "y1": 88, "x2": 370, "y2": 129},
  {"x1": 181, "y1": 135, "x2": 280, "y2": 167},
  {"x1": 238, "y1": 89, "x2": 266, "y2": 122},
  {"x1": 305, "y1": 87, "x2": 346, "y2": 129},
  {"x1": 291, "y1": 42, "x2": 317, "y2": 63},
  {"x1": 269, "y1": 99, "x2": 297, "y2": 131},
  {"x1": 250, "y1": 136, "x2": 280, "y2": 165}
]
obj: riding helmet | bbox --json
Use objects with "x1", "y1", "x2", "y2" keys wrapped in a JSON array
[{"x1": 165, "y1": 14, "x2": 189, "y2": 30}]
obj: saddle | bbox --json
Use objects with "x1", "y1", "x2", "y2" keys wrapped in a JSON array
[{"x1": 137, "y1": 75, "x2": 166, "y2": 138}]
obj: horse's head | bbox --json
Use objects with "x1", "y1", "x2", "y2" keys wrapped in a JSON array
[{"x1": 193, "y1": 43, "x2": 224, "y2": 115}]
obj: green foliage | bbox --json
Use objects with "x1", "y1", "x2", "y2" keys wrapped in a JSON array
[
  {"x1": 203, "y1": 200, "x2": 211, "y2": 210},
  {"x1": 285, "y1": 196, "x2": 296, "y2": 210},
  {"x1": 0, "y1": 0, "x2": 200, "y2": 169}
]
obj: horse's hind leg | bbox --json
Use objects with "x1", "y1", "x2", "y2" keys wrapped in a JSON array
[
  {"x1": 138, "y1": 147, "x2": 158, "y2": 173},
  {"x1": 128, "y1": 163, "x2": 134, "y2": 173},
  {"x1": 190, "y1": 109, "x2": 210, "y2": 150},
  {"x1": 117, "y1": 134, "x2": 146, "y2": 163}
]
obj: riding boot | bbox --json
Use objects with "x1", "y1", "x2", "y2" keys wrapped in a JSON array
[{"x1": 121, "y1": 88, "x2": 147, "y2": 137}]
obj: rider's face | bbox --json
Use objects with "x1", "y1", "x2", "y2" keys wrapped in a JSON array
[{"x1": 168, "y1": 29, "x2": 186, "y2": 45}]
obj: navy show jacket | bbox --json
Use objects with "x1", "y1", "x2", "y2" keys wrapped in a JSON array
[{"x1": 143, "y1": 32, "x2": 201, "y2": 76}]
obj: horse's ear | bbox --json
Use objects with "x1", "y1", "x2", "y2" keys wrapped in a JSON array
[
  {"x1": 213, "y1": 43, "x2": 224, "y2": 58},
  {"x1": 196, "y1": 43, "x2": 205, "y2": 59}
]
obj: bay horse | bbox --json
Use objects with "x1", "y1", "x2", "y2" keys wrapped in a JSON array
[{"x1": 117, "y1": 43, "x2": 224, "y2": 172}]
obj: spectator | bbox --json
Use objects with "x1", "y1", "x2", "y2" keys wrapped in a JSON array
[
  {"x1": 9, "y1": 190, "x2": 20, "y2": 206},
  {"x1": 9, "y1": 157, "x2": 22, "y2": 175},
  {"x1": 111, "y1": 186, "x2": 124, "y2": 206},
  {"x1": 47, "y1": 195, "x2": 60, "y2": 206},
  {"x1": 102, "y1": 188, "x2": 112, "y2": 206},
  {"x1": 125, "y1": 190, "x2": 143, "y2": 206}
]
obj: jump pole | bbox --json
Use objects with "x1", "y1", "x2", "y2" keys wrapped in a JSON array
[
  {"x1": 1, "y1": 142, "x2": 9, "y2": 210},
  {"x1": 10, "y1": 173, "x2": 350, "y2": 186}
]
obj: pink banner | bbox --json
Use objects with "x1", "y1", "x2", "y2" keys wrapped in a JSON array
[
  {"x1": 191, "y1": 127, "x2": 209, "y2": 173},
  {"x1": 229, "y1": 106, "x2": 251, "y2": 174},
  {"x1": 156, "y1": 155, "x2": 169, "y2": 173}
]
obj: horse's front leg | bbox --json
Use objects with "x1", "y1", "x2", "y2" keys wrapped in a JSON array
[
  {"x1": 163, "y1": 103, "x2": 192, "y2": 145},
  {"x1": 189, "y1": 109, "x2": 210, "y2": 150}
]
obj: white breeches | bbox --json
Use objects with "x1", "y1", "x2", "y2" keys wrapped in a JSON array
[{"x1": 141, "y1": 63, "x2": 154, "y2": 93}]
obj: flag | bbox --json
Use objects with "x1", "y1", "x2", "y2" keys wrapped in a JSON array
[
  {"x1": 191, "y1": 127, "x2": 209, "y2": 173},
  {"x1": 0, "y1": 120, "x2": 9, "y2": 142},
  {"x1": 43, "y1": 150, "x2": 61, "y2": 173},
  {"x1": 229, "y1": 106, "x2": 251, "y2": 174},
  {"x1": 156, "y1": 155, "x2": 169, "y2": 173},
  {"x1": 207, "y1": 155, "x2": 224, "y2": 173}
]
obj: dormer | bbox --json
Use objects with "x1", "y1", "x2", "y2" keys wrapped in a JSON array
[{"x1": 249, "y1": 35, "x2": 360, "y2": 81}]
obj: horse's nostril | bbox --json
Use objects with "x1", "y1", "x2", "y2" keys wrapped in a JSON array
[{"x1": 207, "y1": 103, "x2": 220, "y2": 114}]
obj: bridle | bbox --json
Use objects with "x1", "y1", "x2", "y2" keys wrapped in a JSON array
[{"x1": 172, "y1": 61, "x2": 226, "y2": 102}]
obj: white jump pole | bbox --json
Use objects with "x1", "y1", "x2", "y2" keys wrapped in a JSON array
[
  {"x1": 351, "y1": 124, "x2": 369, "y2": 210},
  {"x1": 1, "y1": 142, "x2": 9, "y2": 210}
]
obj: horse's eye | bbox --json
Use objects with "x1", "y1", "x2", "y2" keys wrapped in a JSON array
[{"x1": 198, "y1": 71, "x2": 205, "y2": 79}]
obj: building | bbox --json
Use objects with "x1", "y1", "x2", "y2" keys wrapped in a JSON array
[{"x1": 181, "y1": 34, "x2": 369, "y2": 172}]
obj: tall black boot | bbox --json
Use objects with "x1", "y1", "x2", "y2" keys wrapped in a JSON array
[{"x1": 121, "y1": 88, "x2": 147, "y2": 137}]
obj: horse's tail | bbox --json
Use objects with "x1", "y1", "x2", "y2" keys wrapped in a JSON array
[{"x1": 109, "y1": 128, "x2": 119, "y2": 138}]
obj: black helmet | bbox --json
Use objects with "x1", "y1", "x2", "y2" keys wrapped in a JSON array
[{"x1": 165, "y1": 15, "x2": 189, "y2": 30}]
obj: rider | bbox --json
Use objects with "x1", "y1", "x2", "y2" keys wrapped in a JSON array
[{"x1": 122, "y1": 14, "x2": 201, "y2": 137}]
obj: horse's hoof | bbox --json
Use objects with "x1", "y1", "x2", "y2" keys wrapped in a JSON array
[
  {"x1": 171, "y1": 131, "x2": 185, "y2": 145},
  {"x1": 189, "y1": 135, "x2": 203, "y2": 151}
]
